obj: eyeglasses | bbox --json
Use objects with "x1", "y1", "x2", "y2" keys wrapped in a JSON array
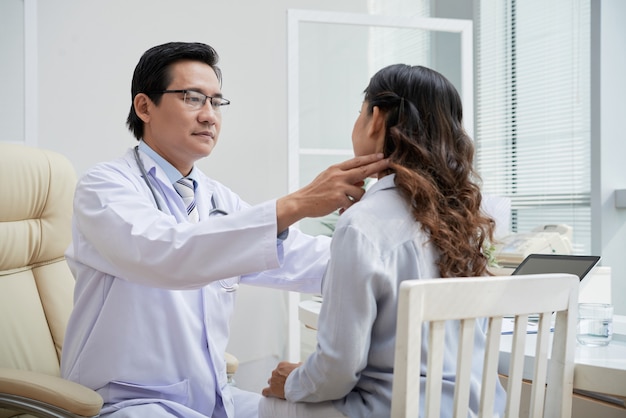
[{"x1": 154, "y1": 90, "x2": 231, "y2": 111}]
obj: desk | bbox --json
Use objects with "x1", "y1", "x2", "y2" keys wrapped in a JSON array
[
  {"x1": 299, "y1": 300, "x2": 626, "y2": 406},
  {"x1": 498, "y1": 332, "x2": 626, "y2": 399}
]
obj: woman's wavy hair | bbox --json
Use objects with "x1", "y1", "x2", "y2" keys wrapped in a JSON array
[{"x1": 364, "y1": 64, "x2": 494, "y2": 278}]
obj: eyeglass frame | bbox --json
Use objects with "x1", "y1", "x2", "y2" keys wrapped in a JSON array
[{"x1": 149, "y1": 89, "x2": 231, "y2": 110}]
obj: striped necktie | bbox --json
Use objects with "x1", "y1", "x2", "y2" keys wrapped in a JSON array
[{"x1": 174, "y1": 177, "x2": 200, "y2": 223}]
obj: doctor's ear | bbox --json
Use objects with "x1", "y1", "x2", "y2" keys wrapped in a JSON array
[{"x1": 133, "y1": 93, "x2": 151, "y2": 123}]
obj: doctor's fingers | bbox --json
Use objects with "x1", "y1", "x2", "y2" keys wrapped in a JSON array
[
  {"x1": 309, "y1": 159, "x2": 380, "y2": 198},
  {"x1": 335, "y1": 153, "x2": 385, "y2": 171},
  {"x1": 335, "y1": 153, "x2": 389, "y2": 183},
  {"x1": 311, "y1": 154, "x2": 386, "y2": 194}
]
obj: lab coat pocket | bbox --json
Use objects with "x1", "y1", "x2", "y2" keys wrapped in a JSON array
[{"x1": 105, "y1": 379, "x2": 190, "y2": 405}]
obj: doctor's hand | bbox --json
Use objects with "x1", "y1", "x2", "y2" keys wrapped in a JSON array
[
  {"x1": 276, "y1": 153, "x2": 389, "y2": 233},
  {"x1": 261, "y1": 361, "x2": 301, "y2": 399}
]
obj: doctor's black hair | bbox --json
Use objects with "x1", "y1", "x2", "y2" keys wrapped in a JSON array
[{"x1": 126, "y1": 42, "x2": 222, "y2": 141}]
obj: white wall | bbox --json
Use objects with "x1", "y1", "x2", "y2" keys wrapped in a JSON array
[
  {"x1": 0, "y1": 0, "x2": 24, "y2": 142},
  {"x1": 36, "y1": 0, "x2": 364, "y2": 195}
]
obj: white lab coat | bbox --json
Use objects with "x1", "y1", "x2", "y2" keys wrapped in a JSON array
[{"x1": 60, "y1": 147, "x2": 330, "y2": 418}]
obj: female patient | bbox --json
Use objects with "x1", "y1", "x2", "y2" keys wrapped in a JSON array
[{"x1": 260, "y1": 64, "x2": 506, "y2": 418}]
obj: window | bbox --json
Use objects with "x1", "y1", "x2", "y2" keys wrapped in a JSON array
[
  {"x1": 288, "y1": 10, "x2": 473, "y2": 236},
  {"x1": 475, "y1": 0, "x2": 591, "y2": 254}
]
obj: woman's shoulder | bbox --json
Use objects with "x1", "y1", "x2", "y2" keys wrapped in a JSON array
[
  {"x1": 335, "y1": 186, "x2": 416, "y2": 242},
  {"x1": 341, "y1": 182, "x2": 405, "y2": 219}
]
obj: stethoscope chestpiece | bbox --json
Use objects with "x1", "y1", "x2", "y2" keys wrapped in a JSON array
[{"x1": 220, "y1": 281, "x2": 239, "y2": 293}]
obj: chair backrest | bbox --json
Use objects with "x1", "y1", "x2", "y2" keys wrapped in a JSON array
[
  {"x1": 0, "y1": 143, "x2": 77, "y2": 377},
  {"x1": 391, "y1": 273, "x2": 579, "y2": 418}
]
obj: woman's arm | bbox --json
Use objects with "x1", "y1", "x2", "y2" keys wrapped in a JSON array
[{"x1": 282, "y1": 224, "x2": 384, "y2": 402}]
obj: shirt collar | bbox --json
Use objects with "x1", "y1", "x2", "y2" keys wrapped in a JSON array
[
  {"x1": 364, "y1": 173, "x2": 395, "y2": 196},
  {"x1": 138, "y1": 140, "x2": 199, "y2": 184}
]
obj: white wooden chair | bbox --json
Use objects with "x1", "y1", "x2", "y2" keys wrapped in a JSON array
[{"x1": 391, "y1": 273, "x2": 579, "y2": 418}]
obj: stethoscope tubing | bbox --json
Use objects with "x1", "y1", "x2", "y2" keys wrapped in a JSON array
[{"x1": 133, "y1": 146, "x2": 238, "y2": 292}]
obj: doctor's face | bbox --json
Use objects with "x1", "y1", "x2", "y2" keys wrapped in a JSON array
[{"x1": 141, "y1": 60, "x2": 223, "y2": 175}]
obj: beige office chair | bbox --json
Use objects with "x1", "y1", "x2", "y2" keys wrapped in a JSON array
[
  {"x1": 0, "y1": 143, "x2": 239, "y2": 417},
  {"x1": 0, "y1": 143, "x2": 103, "y2": 417},
  {"x1": 391, "y1": 273, "x2": 579, "y2": 418}
]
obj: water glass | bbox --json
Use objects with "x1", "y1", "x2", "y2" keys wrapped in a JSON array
[{"x1": 577, "y1": 303, "x2": 613, "y2": 347}]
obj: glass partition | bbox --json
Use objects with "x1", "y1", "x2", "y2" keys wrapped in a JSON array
[{"x1": 286, "y1": 9, "x2": 473, "y2": 360}]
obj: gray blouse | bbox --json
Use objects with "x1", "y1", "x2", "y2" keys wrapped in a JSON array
[{"x1": 284, "y1": 174, "x2": 506, "y2": 418}]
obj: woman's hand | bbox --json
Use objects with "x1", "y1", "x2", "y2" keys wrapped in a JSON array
[{"x1": 261, "y1": 361, "x2": 302, "y2": 399}]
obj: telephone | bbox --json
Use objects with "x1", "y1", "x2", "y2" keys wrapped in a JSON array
[{"x1": 493, "y1": 224, "x2": 573, "y2": 267}]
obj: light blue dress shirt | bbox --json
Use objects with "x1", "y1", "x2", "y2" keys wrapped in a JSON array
[{"x1": 284, "y1": 174, "x2": 506, "y2": 418}]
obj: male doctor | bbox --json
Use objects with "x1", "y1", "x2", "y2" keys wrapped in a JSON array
[{"x1": 60, "y1": 42, "x2": 388, "y2": 418}]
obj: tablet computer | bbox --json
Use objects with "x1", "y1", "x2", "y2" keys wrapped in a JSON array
[{"x1": 511, "y1": 254, "x2": 601, "y2": 281}]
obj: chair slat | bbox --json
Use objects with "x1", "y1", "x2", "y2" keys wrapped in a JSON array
[
  {"x1": 505, "y1": 314, "x2": 529, "y2": 416},
  {"x1": 529, "y1": 312, "x2": 552, "y2": 418},
  {"x1": 544, "y1": 308, "x2": 576, "y2": 417},
  {"x1": 452, "y1": 318, "x2": 475, "y2": 418},
  {"x1": 425, "y1": 320, "x2": 446, "y2": 417},
  {"x1": 479, "y1": 316, "x2": 501, "y2": 416},
  {"x1": 390, "y1": 285, "x2": 423, "y2": 417}
]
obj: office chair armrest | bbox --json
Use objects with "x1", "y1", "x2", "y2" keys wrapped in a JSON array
[
  {"x1": 224, "y1": 352, "x2": 239, "y2": 385},
  {"x1": 0, "y1": 368, "x2": 102, "y2": 418}
]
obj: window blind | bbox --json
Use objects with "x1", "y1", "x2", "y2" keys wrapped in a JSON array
[{"x1": 475, "y1": 0, "x2": 591, "y2": 254}]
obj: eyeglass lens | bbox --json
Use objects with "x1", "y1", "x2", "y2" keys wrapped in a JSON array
[{"x1": 184, "y1": 91, "x2": 228, "y2": 110}]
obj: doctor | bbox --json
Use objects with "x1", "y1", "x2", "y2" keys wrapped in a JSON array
[{"x1": 60, "y1": 41, "x2": 388, "y2": 418}]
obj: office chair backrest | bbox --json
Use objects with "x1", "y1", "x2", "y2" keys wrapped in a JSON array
[
  {"x1": 0, "y1": 142, "x2": 76, "y2": 376},
  {"x1": 0, "y1": 143, "x2": 104, "y2": 417},
  {"x1": 391, "y1": 273, "x2": 579, "y2": 418}
]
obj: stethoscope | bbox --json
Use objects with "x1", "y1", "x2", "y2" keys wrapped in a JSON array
[{"x1": 134, "y1": 146, "x2": 239, "y2": 292}]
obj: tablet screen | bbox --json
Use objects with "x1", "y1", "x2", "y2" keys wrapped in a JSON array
[{"x1": 511, "y1": 254, "x2": 601, "y2": 281}]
